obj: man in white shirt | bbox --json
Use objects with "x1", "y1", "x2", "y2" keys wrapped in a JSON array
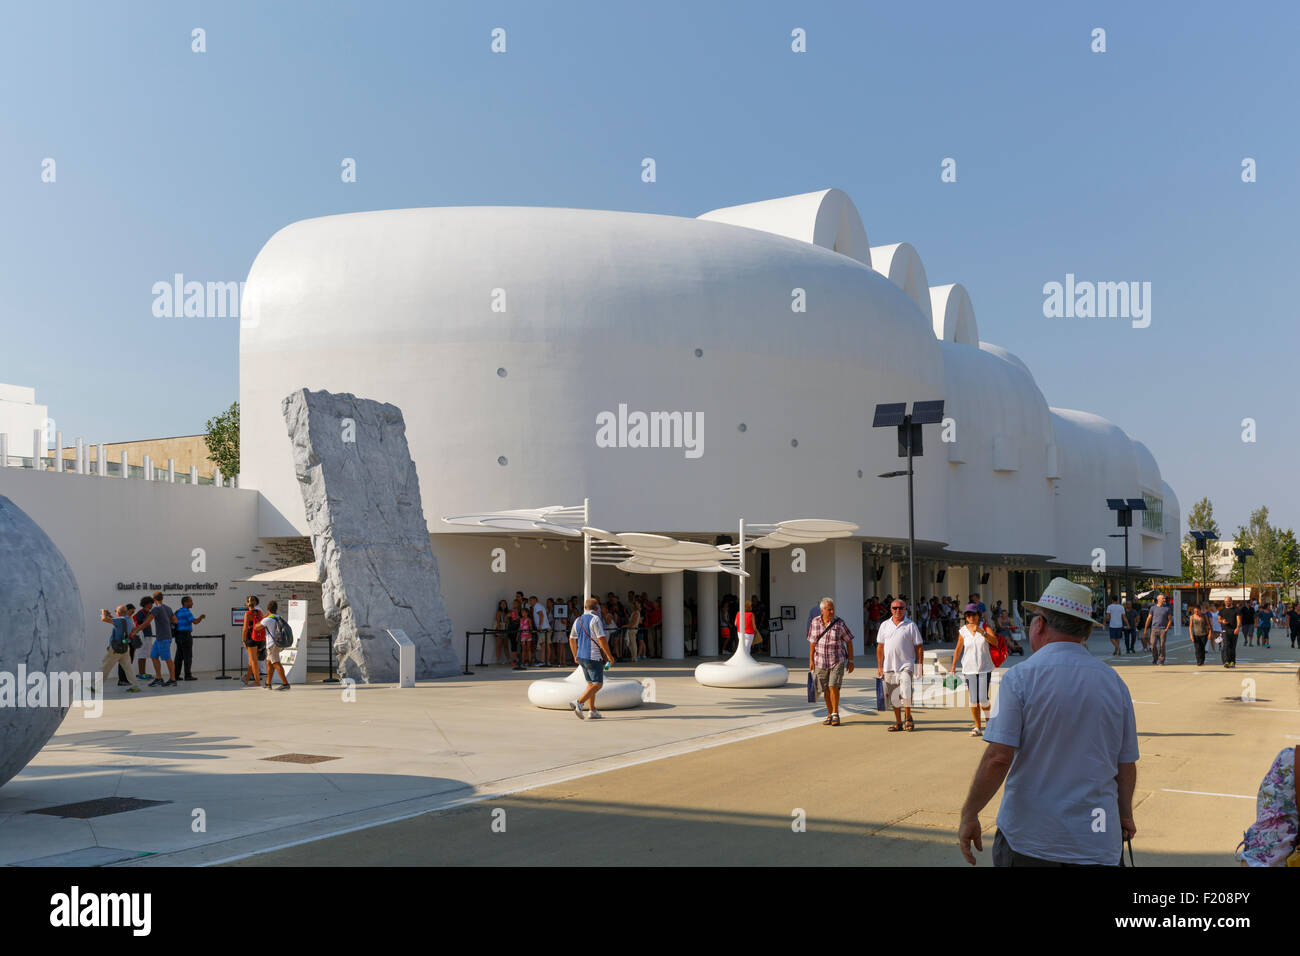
[
  {"x1": 876, "y1": 598, "x2": 924, "y2": 732},
  {"x1": 959, "y1": 578, "x2": 1138, "y2": 866},
  {"x1": 1104, "y1": 595, "x2": 1127, "y2": 655}
]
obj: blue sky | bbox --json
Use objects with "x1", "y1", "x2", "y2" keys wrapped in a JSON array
[{"x1": 2, "y1": 0, "x2": 1296, "y2": 534}]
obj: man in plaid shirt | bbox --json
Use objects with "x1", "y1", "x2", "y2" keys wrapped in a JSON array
[{"x1": 807, "y1": 597, "x2": 856, "y2": 727}]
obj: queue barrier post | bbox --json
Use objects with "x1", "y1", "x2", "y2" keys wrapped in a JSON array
[
  {"x1": 189, "y1": 634, "x2": 233, "y2": 679},
  {"x1": 323, "y1": 636, "x2": 339, "y2": 683}
]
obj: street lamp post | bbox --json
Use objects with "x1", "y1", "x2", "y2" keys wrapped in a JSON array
[
  {"x1": 1106, "y1": 498, "x2": 1147, "y2": 604},
  {"x1": 873, "y1": 400, "x2": 944, "y2": 612},
  {"x1": 1190, "y1": 531, "x2": 1218, "y2": 606},
  {"x1": 1233, "y1": 547, "x2": 1254, "y2": 602}
]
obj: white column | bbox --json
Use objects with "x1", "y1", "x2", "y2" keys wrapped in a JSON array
[
  {"x1": 696, "y1": 570, "x2": 718, "y2": 657},
  {"x1": 1172, "y1": 591, "x2": 1182, "y2": 638},
  {"x1": 213, "y1": 466, "x2": 223, "y2": 487},
  {"x1": 168, "y1": 458, "x2": 175, "y2": 483},
  {"x1": 54, "y1": 431, "x2": 63, "y2": 472},
  {"x1": 34, "y1": 429, "x2": 44, "y2": 469},
  {"x1": 834, "y1": 538, "x2": 865, "y2": 656},
  {"x1": 0, "y1": 433, "x2": 7, "y2": 468},
  {"x1": 234, "y1": 472, "x2": 240, "y2": 488},
  {"x1": 662, "y1": 570, "x2": 684, "y2": 659},
  {"x1": 97, "y1": 444, "x2": 106, "y2": 476},
  {"x1": 75, "y1": 437, "x2": 85, "y2": 474},
  {"x1": 119, "y1": 450, "x2": 129, "y2": 478},
  {"x1": 190, "y1": 465, "x2": 198, "y2": 484},
  {"x1": 143, "y1": 454, "x2": 152, "y2": 480}
]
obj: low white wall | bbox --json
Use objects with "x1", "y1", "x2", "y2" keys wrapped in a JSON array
[{"x1": 0, "y1": 467, "x2": 262, "y2": 675}]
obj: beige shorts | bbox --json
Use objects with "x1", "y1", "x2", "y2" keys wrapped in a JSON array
[
  {"x1": 266, "y1": 642, "x2": 282, "y2": 664},
  {"x1": 883, "y1": 670, "x2": 914, "y2": 707},
  {"x1": 815, "y1": 661, "x2": 846, "y2": 692}
]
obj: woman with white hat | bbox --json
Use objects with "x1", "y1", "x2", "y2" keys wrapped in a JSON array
[{"x1": 951, "y1": 603, "x2": 1000, "y2": 736}]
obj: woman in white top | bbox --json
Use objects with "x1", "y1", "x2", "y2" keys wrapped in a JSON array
[{"x1": 950, "y1": 603, "x2": 1000, "y2": 737}]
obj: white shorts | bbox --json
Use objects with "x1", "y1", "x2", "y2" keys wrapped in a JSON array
[{"x1": 883, "y1": 670, "x2": 914, "y2": 707}]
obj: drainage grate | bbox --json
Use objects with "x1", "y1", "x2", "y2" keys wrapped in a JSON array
[
  {"x1": 28, "y1": 797, "x2": 171, "y2": 819},
  {"x1": 261, "y1": 753, "x2": 340, "y2": 764}
]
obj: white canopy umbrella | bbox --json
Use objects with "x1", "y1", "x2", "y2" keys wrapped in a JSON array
[{"x1": 696, "y1": 518, "x2": 859, "y2": 689}]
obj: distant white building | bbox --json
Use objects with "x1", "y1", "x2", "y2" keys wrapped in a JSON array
[{"x1": 0, "y1": 384, "x2": 48, "y2": 460}]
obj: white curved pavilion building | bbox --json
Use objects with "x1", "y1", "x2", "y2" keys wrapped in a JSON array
[{"x1": 239, "y1": 188, "x2": 1180, "y2": 659}]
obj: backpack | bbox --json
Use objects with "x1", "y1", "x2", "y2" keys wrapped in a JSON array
[
  {"x1": 110, "y1": 617, "x2": 130, "y2": 653},
  {"x1": 265, "y1": 614, "x2": 294, "y2": 647}
]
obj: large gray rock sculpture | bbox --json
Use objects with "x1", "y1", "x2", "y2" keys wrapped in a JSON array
[
  {"x1": 283, "y1": 389, "x2": 461, "y2": 682},
  {"x1": 0, "y1": 494, "x2": 85, "y2": 789}
]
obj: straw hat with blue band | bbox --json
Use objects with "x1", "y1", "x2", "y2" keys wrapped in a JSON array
[{"x1": 1020, "y1": 578, "x2": 1097, "y2": 626}]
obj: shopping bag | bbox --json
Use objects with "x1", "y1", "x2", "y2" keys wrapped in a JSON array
[
  {"x1": 875, "y1": 677, "x2": 886, "y2": 712},
  {"x1": 806, "y1": 670, "x2": 817, "y2": 703},
  {"x1": 943, "y1": 673, "x2": 962, "y2": 691}
]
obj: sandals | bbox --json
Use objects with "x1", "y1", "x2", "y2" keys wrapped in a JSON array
[
  {"x1": 887, "y1": 723, "x2": 904, "y2": 732},
  {"x1": 831, "y1": 713, "x2": 840, "y2": 726},
  {"x1": 823, "y1": 715, "x2": 834, "y2": 725},
  {"x1": 904, "y1": 718, "x2": 915, "y2": 732},
  {"x1": 969, "y1": 726, "x2": 982, "y2": 737}
]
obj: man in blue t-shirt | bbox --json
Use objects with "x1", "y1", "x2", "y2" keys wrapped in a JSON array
[
  {"x1": 567, "y1": 598, "x2": 617, "y2": 720},
  {"x1": 173, "y1": 596, "x2": 207, "y2": 681}
]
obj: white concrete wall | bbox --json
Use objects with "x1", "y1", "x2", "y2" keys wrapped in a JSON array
[{"x1": 0, "y1": 467, "x2": 261, "y2": 675}]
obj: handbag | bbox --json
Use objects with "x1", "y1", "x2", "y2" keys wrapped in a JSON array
[
  {"x1": 806, "y1": 670, "x2": 817, "y2": 703},
  {"x1": 875, "y1": 677, "x2": 887, "y2": 712},
  {"x1": 943, "y1": 673, "x2": 962, "y2": 691},
  {"x1": 1288, "y1": 746, "x2": 1300, "y2": 867}
]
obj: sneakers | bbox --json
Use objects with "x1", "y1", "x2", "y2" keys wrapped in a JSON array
[
  {"x1": 164, "y1": 679, "x2": 177, "y2": 687},
  {"x1": 125, "y1": 686, "x2": 141, "y2": 693},
  {"x1": 587, "y1": 710, "x2": 603, "y2": 719},
  {"x1": 276, "y1": 683, "x2": 290, "y2": 691},
  {"x1": 116, "y1": 680, "x2": 131, "y2": 687},
  {"x1": 570, "y1": 700, "x2": 585, "y2": 719},
  {"x1": 183, "y1": 675, "x2": 198, "y2": 681},
  {"x1": 148, "y1": 678, "x2": 163, "y2": 687}
]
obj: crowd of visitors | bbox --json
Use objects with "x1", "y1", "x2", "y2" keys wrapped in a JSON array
[
  {"x1": 487, "y1": 591, "x2": 669, "y2": 671},
  {"x1": 98, "y1": 591, "x2": 297, "y2": 692},
  {"x1": 98, "y1": 591, "x2": 212, "y2": 690}
]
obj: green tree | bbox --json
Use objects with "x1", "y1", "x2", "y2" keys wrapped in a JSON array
[
  {"x1": 1233, "y1": 506, "x2": 1298, "y2": 597},
  {"x1": 204, "y1": 401, "x2": 239, "y2": 478},
  {"x1": 1183, "y1": 496, "x2": 1219, "y2": 542},
  {"x1": 1180, "y1": 496, "x2": 1219, "y2": 593},
  {"x1": 1276, "y1": 528, "x2": 1300, "y2": 602}
]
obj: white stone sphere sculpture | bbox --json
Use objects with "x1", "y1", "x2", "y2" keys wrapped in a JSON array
[{"x1": 0, "y1": 495, "x2": 85, "y2": 789}]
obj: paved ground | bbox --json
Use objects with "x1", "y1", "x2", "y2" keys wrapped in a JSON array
[
  {"x1": 3, "y1": 630, "x2": 1293, "y2": 866},
  {"x1": 231, "y1": 635, "x2": 1300, "y2": 867}
]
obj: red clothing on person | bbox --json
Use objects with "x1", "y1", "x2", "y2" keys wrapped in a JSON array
[
  {"x1": 734, "y1": 611, "x2": 756, "y2": 636},
  {"x1": 243, "y1": 608, "x2": 264, "y2": 643}
]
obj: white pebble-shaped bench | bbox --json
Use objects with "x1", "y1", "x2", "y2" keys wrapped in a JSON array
[
  {"x1": 694, "y1": 653, "x2": 789, "y2": 689},
  {"x1": 528, "y1": 666, "x2": 646, "y2": 710}
]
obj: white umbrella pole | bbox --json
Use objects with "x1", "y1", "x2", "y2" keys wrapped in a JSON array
[
  {"x1": 731, "y1": 517, "x2": 752, "y2": 662},
  {"x1": 583, "y1": 497, "x2": 591, "y2": 600}
]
